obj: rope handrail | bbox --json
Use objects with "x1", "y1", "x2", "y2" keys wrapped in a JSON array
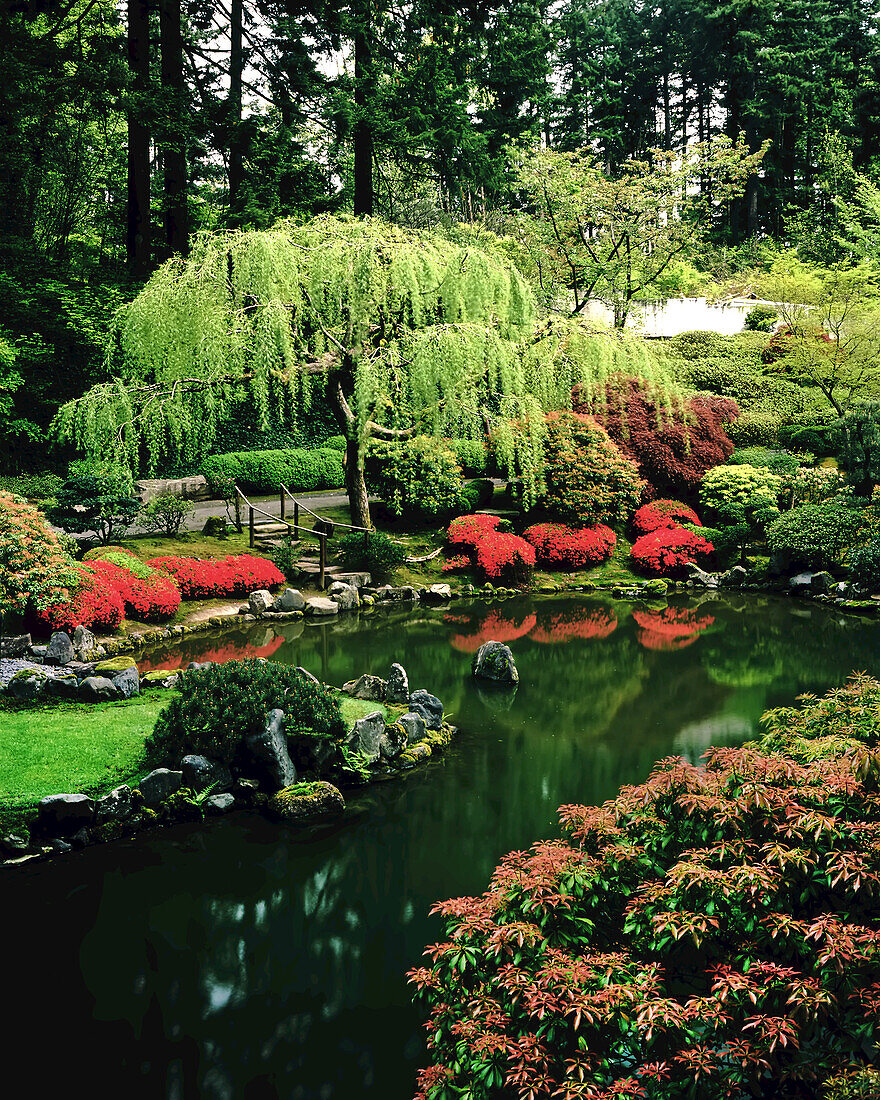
[{"x1": 234, "y1": 486, "x2": 301, "y2": 531}]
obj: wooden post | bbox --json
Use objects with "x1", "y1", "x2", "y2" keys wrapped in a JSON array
[
  {"x1": 249, "y1": 506, "x2": 254, "y2": 548},
  {"x1": 319, "y1": 534, "x2": 326, "y2": 589},
  {"x1": 293, "y1": 502, "x2": 299, "y2": 536},
  {"x1": 280, "y1": 489, "x2": 285, "y2": 520}
]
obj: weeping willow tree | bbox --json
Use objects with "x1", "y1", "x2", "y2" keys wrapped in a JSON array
[{"x1": 54, "y1": 215, "x2": 675, "y2": 526}]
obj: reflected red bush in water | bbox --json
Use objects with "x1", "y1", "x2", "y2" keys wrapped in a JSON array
[
  {"x1": 449, "y1": 610, "x2": 538, "y2": 653},
  {"x1": 530, "y1": 607, "x2": 618, "y2": 643},
  {"x1": 139, "y1": 632, "x2": 286, "y2": 671},
  {"x1": 634, "y1": 606, "x2": 715, "y2": 651}
]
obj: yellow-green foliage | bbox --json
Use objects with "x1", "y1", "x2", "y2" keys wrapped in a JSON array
[{"x1": 54, "y1": 216, "x2": 674, "y2": 499}]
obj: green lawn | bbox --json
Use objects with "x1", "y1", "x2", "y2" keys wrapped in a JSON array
[{"x1": 0, "y1": 695, "x2": 167, "y2": 818}]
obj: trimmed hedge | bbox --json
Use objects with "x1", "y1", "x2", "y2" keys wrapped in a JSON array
[{"x1": 201, "y1": 447, "x2": 345, "y2": 494}]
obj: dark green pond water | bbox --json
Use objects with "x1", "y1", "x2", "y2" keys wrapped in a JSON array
[{"x1": 4, "y1": 593, "x2": 880, "y2": 1098}]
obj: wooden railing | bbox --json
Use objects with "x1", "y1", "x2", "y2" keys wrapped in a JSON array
[{"x1": 234, "y1": 485, "x2": 372, "y2": 589}]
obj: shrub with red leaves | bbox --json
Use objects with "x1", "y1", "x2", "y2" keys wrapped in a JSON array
[
  {"x1": 523, "y1": 523, "x2": 616, "y2": 570},
  {"x1": 447, "y1": 513, "x2": 503, "y2": 550},
  {"x1": 630, "y1": 527, "x2": 714, "y2": 576},
  {"x1": 633, "y1": 606, "x2": 715, "y2": 651},
  {"x1": 474, "y1": 532, "x2": 536, "y2": 584},
  {"x1": 632, "y1": 500, "x2": 702, "y2": 536},
  {"x1": 441, "y1": 554, "x2": 472, "y2": 574},
  {"x1": 148, "y1": 554, "x2": 283, "y2": 599},
  {"x1": 580, "y1": 377, "x2": 739, "y2": 500},
  {"x1": 761, "y1": 325, "x2": 832, "y2": 365},
  {"x1": 39, "y1": 567, "x2": 126, "y2": 632},
  {"x1": 411, "y1": 675, "x2": 880, "y2": 1100}
]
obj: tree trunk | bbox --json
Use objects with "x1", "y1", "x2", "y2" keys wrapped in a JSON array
[
  {"x1": 344, "y1": 434, "x2": 372, "y2": 528},
  {"x1": 353, "y1": 0, "x2": 373, "y2": 217},
  {"x1": 127, "y1": 0, "x2": 152, "y2": 278},
  {"x1": 159, "y1": 0, "x2": 188, "y2": 255},
  {"x1": 228, "y1": 0, "x2": 244, "y2": 219}
]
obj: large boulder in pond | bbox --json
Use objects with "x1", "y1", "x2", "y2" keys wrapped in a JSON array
[
  {"x1": 346, "y1": 711, "x2": 385, "y2": 764},
  {"x1": 245, "y1": 708, "x2": 297, "y2": 789},
  {"x1": 180, "y1": 755, "x2": 233, "y2": 794},
  {"x1": 139, "y1": 768, "x2": 184, "y2": 807},
  {"x1": 248, "y1": 589, "x2": 275, "y2": 616},
  {"x1": 305, "y1": 596, "x2": 339, "y2": 617},
  {"x1": 37, "y1": 793, "x2": 95, "y2": 837},
  {"x1": 472, "y1": 641, "x2": 519, "y2": 686},
  {"x1": 267, "y1": 781, "x2": 344, "y2": 825},
  {"x1": 95, "y1": 785, "x2": 135, "y2": 824},
  {"x1": 409, "y1": 689, "x2": 444, "y2": 730},
  {"x1": 7, "y1": 667, "x2": 51, "y2": 701},
  {"x1": 111, "y1": 665, "x2": 140, "y2": 699},
  {"x1": 274, "y1": 588, "x2": 305, "y2": 612},
  {"x1": 386, "y1": 662, "x2": 409, "y2": 704},
  {"x1": 398, "y1": 712, "x2": 428, "y2": 745},
  {"x1": 328, "y1": 581, "x2": 360, "y2": 610},
  {"x1": 379, "y1": 722, "x2": 407, "y2": 760},
  {"x1": 342, "y1": 674, "x2": 386, "y2": 701}
]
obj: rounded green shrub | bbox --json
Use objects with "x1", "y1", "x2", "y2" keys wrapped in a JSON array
[
  {"x1": 849, "y1": 536, "x2": 880, "y2": 590},
  {"x1": 144, "y1": 659, "x2": 346, "y2": 767},
  {"x1": 336, "y1": 530, "x2": 408, "y2": 578},
  {"x1": 766, "y1": 503, "x2": 866, "y2": 569},
  {"x1": 729, "y1": 446, "x2": 803, "y2": 479},
  {"x1": 367, "y1": 436, "x2": 464, "y2": 520},
  {"x1": 744, "y1": 304, "x2": 778, "y2": 331},
  {"x1": 447, "y1": 437, "x2": 488, "y2": 475}
]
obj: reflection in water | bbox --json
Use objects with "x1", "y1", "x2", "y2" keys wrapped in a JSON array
[{"x1": 3, "y1": 594, "x2": 880, "y2": 1099}]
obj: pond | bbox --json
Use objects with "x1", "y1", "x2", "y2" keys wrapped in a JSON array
[{"x1": 3, "y1": 593, "x2": 879, "y2": 1098}]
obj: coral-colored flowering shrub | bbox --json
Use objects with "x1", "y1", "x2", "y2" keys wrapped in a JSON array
[
  {"x1": 447, "y1": 513, "x2": 502, "y2": 550},
  {"x1": 530, "y1": 607, "x2": 618, "y2": 643},
  {"x1": 523, "y1": 523, "x2": 616, "y2": 570},
  {"x1": 580, "y1": 377, "x2": 739, "y2": 499},
  {"x1": 0, "y1": 492, "x2": 79, "y2": 619},
  {"x1": 125, "y1": 574, "x2": 183, "y2": 621},
  {"x1": 633, "y1": 606, "x2": 715, "y2": 651},
  {"x1": 411, "y1": 679, "x2": 880, "y2": 1099},
  {"x1": 449, "y1": 611, "x2": 538, "y2": 654},
  {"x1": 630, "y1": 528, "x2": 714, "y2": 576},
  {"x1": 632, "y1": 500, "x2": 702, "y2": 536},
  {"x1": 474, "y1": 532, "x2": 536, "y2": 582},
  {"x1": 148, "y1": 554, "x2": 283, "y2": 599}
]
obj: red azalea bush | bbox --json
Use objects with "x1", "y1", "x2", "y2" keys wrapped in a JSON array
[
  {"x1": 523, "y1": 523, "x2": 617, "y2": 570},
  {"x1": 148, "y1": 554, "x2": 283, "y2": 599},
  {"x1": 447, "y1": 514, "x2": 503, "y2": 550},
  {"x1": 579, "y1": 377, "x2": 739, "y2": 500},
  {"x1": 39, "y1": 567, "x2": 126, "y2": 632},
  {"x1": 125, "y1": 574, "x2": 183, "y2": 621},
  {"x1": 410, "y1": 678, "x2": 880, "y2": 1099},
  {"x1": 633, "y1": 606, "x2": 715, "y2": 651},
  {"x1": 530, "y1": 607, "x2": 618, "y2": 643},
  {"x1": 442, "y1": 554, "x2": 472, "y2": 574},
  {"x1": 474, "y1": 532, "x2": 536, "y2": 584},
  {"x1": 632, "y1": 500, "x2": 702, "y2": 536},
  {"x1": 0, "y1": 491, "x2": 80, "y2": 621},
  {"x1": 630, "y1": 528, "x2": 715, "y2": 576}
]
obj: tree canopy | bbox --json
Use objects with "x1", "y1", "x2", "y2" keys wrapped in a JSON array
[{"x1": 54, "y1": 215, "x2": 674, "y2": 523}]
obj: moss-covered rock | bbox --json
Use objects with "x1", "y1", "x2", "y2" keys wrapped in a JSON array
[
  {"x1": 95, "y1": 656, "x2": 138, "y2": 674},
  {"x1": 267, "y1": 781, "x2": 345, "y2": 825}
]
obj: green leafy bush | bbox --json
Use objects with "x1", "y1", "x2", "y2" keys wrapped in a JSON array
[
  {"x1": 367, "y1": 436, "x2": 464, "y2": 520},
  {"x1": 744, "y1": 304, "x2": 779, "y2": 331},
  {"x1": 46, "y1": 462, "x2": 141, "y2": 544},
  {"x1": 140, "y1": 491, "x2": 196, "y2": 537},
  {"x1": 458, "y1": 478, "x2": 495, "y2": 513},
  {"x1": 778, "y1": 422, "x2": 840, "y2": 457},
  {"x1": 201, "y1": 447, "x2": 345, "y2": 495},
  {"x1": 144, "y1": 660, "x2": 346, "y2": 767},
  {"x1": 839, "y1": 402, "x2": 880, "y2": 495},
  {"x1": 324, "y1": 435, "x2": 347, "y2": 453},
  {"x1": 700, "y1": 464, "x2": 783, "y2": 560},
  {"x1": 447, "y1": 437, "x2": 488, "y2": 475},
  {"x1": 729, "y1": 446, "x2": 802, "y2": 479},
  {"x1": 849, "y1": 536, "x2": 880, "y2": 589},
  {"x1": 766, "y1": 503, "x2": 866, "y2": 569},
  {"x1": 0, "y1": 473, "x2": 63, "y2": 502},
  {"x1": 337, "y1": 530, "x2": 408, "y2": 578},
  {"x1": 541, "y1": 411, "x2": 644, "y2": 527}
]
